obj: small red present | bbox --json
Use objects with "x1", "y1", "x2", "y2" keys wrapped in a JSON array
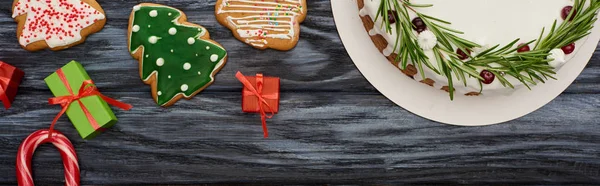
[
  {"x1": 236, "y1": 71, "x2": 280, "y2": 138},
  {"x1": 0, "y1": 61, "x2": 24, "y2": 109}
]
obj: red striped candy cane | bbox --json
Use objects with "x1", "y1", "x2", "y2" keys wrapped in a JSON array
[{"x1": 16, "y1": 129, "x2": 80, "y2": 186}]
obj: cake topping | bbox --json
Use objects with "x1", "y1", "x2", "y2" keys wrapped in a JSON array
[
  {"x1": 517, "y1": 44, "x2": 531, "y2": 53},
  {"x1": 417, "y1": 30, "x2": 437, "y2": 50},
  {"x1": 456, "y1": 49, "x2": 471, "y2": 60},
  {"x1": 387, "y1": 10, "x2": 398, "y2": 24},
  {"x1": 548, "y1": 49, "x2": 566, "y2": 68},
  {"x1": 561, "y1": 43, "x2": 576, "y2": 55},
  {"x1": 561, "y1": 6, "x2": 577, "y2": 21},
  {"x1": 361, "y1": 0, "x2": 600, "y2": 98},
  {"x1": 480, "y1": 70, "x2": 495, "y2": 84},
  {"x1": 412, "y1": 17, "x2": 426, "y2": 33}
]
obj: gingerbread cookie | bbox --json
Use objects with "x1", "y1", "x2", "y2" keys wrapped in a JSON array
[
  {"x1": 128, "y1": 3, "x2": 228, "y2": 107},
  {"x1": 215, "y1": 0, "x2": 307, "y2": 50},
  {"x1": 11, "y1": 0, "x2": 106, "y2": 51}
]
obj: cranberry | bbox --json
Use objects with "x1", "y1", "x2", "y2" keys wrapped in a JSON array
[
  {"x1": 456, "y1": 48, "x2": 471, "y2": 60},
  {"x1": 412, "y1": 17, "x2": 427, "y2": 33},
  {"x1": 561, "y1": 43, "x2": 576, "y2": 54},
  {"x1": 561, "y1": 6, "x2": 577, "y2": 21},
  {"x1": 387, "y1": 10, "x2": 398, "y2": 24},
  {"x1": 517, "y1": 44, "x2": 530, "y2": 53},
  {"x1": 480, "y1": 70, "x2": 495, "y2": 84}
]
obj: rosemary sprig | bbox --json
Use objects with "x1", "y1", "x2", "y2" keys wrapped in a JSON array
[{"x1": 375, "y1": 0, "x2": 600, "y2": 99}]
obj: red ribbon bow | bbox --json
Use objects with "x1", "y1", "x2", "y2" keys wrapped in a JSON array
[
  {"x1": 0, "y1": 63, "x2": 13, "y2": 109},
  {"x1": 236, "y1": 71, "x2": 277, "y2": 138},
  {"x1": 48, "y1": 69, "x2": 132, "y2": 138}
]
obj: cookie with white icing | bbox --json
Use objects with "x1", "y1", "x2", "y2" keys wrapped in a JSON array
[
  {"x1": 215, "y1": 0, "x2": 307, "y2": 50},
  {"x1": 11, "y1": 0, "x2": 106, "y2": 51},
  {"x1": 128, "y1": 3, "x2": 228, "y2": 107}
]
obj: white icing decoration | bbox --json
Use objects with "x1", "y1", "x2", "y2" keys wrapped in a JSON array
[
  {"x1": 169, "y1": 27, "x2": 177, "y2": 35},
  {"x1": 133, "y1": 5, "x2": 141, "y2": 11},
  {"x1": 181, "y1": 84, "x2": 189, "y2": 92},
  {"x1": 156, "y1": 58, "x2": 165, "y2": 66},
  {"x1": 149, "y1": 10, "x2": 158, "y2": 17},
  {"x1": 206, "y1": 46, "x2": 210, "y2": 50},
  {"x1": 132, "y1": 25, "x2": 140, "y2": 32},
  {"x1": 168, "y1": 75, "x2": 172, "y2": 79},
  {"x1": 210, "y1": 54, "x2": 219, "y2": 62},
  {"x1": 548, "y1": 49, "x2": 566, "y2": 68},
  {"x1": 198, "y1": 71, "x2": 202, "y2": 75},
  {"x1": 148, "y1": 36, "x2": 159, "y2": 44},
  {"x1": 168, "y1": 13, "x2": 172, "y2": 16},
  {"x1": 188, "y1": 37, "x2": 196, "y2": 45},
  {"x1": 183, "y1": 63, "x2": 191, "y2": 70},
  {"x1": 417, "y1": 30, "x2": 437, "y2": 51},
  {"x1": 158, "y1": 91, "x2": 162, "y2": 96},
  {"x1": 171, "y1": 49, "x2": 174, "y2": 53},
  {"x1": 216, "y1": 0, "x2": 305, "y2": 47},
  {"x1": 11, "y1": 0, "x2": 106, "y2": 48}
]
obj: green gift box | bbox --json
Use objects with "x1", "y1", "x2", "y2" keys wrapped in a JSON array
[{"x1": 44, "y1": 61, "x2": 118, "y2": 139}]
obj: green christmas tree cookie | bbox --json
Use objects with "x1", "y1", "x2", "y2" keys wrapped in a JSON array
[{"x1": 128, "y1": 3, "x2": 227, "y2": 107}]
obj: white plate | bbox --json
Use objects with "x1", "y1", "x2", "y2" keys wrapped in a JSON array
[{"x1": 332, "y1": 0, "x2": 600, "y2": 126}]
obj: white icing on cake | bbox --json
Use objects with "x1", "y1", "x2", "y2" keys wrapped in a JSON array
[
  {"x1": 549, "y1": 48, "x2": 567, "y2": 68},
  {"x1": 360, "y1": 0, "x2": 587, "y2": 95}
]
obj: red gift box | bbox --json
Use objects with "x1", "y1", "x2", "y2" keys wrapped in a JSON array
[
  {"x1": 241, "y1": 74, "x2": 280, "y2": 113},
  {"x1": 236, "y1": 72, "x2": 280, "y2": 138},
  {"x1": 0, "y1": 62, "x2": 24, "y2": 109}
]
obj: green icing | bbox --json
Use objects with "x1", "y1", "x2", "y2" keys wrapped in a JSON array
[{"x1": 129, "y1": 5, "x2": 227, "y2": 106}]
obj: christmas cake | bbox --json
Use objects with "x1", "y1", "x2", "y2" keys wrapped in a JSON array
[{"x1": 358, "y1": 0, "x2": 600, "y2": 98}]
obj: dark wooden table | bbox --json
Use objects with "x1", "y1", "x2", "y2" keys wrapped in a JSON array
[{"x1": 1, "y1": 0, "x2": 599, "y2": 185}]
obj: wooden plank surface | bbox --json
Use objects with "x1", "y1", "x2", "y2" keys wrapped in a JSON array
[{"x1": 1, "y1": 0, "x2": 599, "y2": 184}]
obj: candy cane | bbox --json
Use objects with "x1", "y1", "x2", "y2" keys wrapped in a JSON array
[{"x1": 16, "y1": 129, "x2": 80, "y2": 186}]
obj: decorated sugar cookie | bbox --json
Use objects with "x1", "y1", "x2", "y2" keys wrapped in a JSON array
[
  {"x1": 215, "y1": 0, "x2": 307, "y2": 50},
  {"x1": 128, "y1": 3, "x2": 228, "y2": 107},
  {"x1": 11, "y1": 0, "x2": 106, "y2": 51}
]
